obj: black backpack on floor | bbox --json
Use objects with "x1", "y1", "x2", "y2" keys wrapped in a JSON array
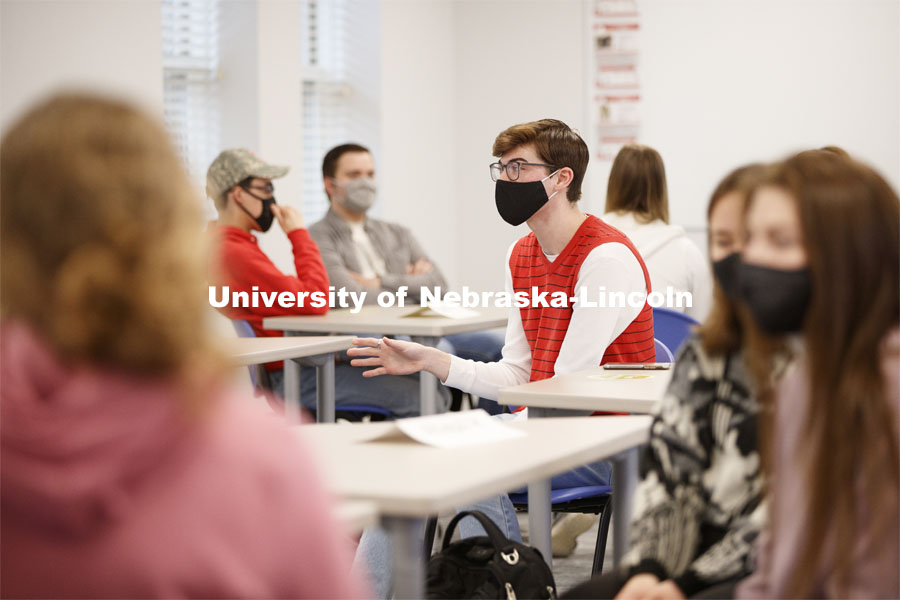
[{"x1": 426, "y1": 510, "x2": 556, "y2": 599}]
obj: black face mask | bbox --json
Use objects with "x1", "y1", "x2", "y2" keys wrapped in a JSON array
[
  {"x1": 494, "y1": 170, "x2": 559, "y2": 226},
  {"x1": 738, "y1": 262, "x2": 812, "y2": 334},
  {"x1": 238, "y1": 188, "x2": 276, "y2": 232},
  {"x1": 712, "y1": 252, "x2": 741, "y2": 299}
]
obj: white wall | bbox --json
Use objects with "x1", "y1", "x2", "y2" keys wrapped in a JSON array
[
  {"x1": 380, "y1": 0, "x2": 900, "y2": 294},
  {"x1": 639, "y1": 0, "x2": 900, "y2": 229},
  {"x1": 379, "y1": 0, "x2": 592, "y2": 294},
  {"x1": 0, "y1": 0, "x2": 164, "y2": 133},
  {"x1": 379, "y1": 0, "x2": 459, "y2": 289},
  {"x1": 451, "y1": 0, "x2": 591, "y2": 293}
]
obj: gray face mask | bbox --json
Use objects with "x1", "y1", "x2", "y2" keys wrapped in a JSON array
[{"x1": 336, "y1": 177, "x2": 377, "y2": 213}]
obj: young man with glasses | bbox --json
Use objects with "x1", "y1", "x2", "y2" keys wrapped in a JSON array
[
  {"x1": 207, "y1": 148, "x2": 424, "y2": 417},
  {"x1": 348, "y1": 120, "x2": 656, "y2": 596}
]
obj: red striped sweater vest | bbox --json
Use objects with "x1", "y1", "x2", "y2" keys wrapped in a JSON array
[{"x1": 509, "y1": 215, "x2": 656, "y2": 385}]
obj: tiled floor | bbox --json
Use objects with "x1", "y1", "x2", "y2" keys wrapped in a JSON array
[{"x1": 517, "y1": 513, "x2": 614, "y2": 595}]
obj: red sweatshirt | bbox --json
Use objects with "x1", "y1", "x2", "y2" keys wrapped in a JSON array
[{"x1": 211, "y1": 226, "x2": 330, "y2": 369}]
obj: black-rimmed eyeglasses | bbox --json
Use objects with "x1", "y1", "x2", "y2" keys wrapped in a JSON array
[
  {"x1": 489, "y1": 161, "x2": 557, "y2": 182},
  {"x1": 241, "y1": 182, "x2": 275, "y2": 195}
]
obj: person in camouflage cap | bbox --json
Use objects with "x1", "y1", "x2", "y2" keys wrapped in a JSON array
[
  {"x1": 207, "y1": 148, "x2": 293, "y2": 233},
  {"x1": 207, "y1": 148, "x2": 424, "y2": 418},
  {"x1": 207, "y1": 147, "x2": 328, "y2": 380}
]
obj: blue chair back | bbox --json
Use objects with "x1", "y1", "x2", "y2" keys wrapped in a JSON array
[
  {"x1": 652, "y1": 307, "x2": 698, "y2": 357},
  {"x1": 508, "y1": 485, "x2": 613, "y2": 506},
  {"x1": 232, "y1": 319, "x2": 256, "y2": 339},
  {"x1": 654, "y1": 338, "x2": 674, "y2": 362},
  {"x1": 507, "y1": 485, "x2": 614, "y2": 575},
  {"x1": 231, "y1": 320, "x2": 258, "y2": 387}
]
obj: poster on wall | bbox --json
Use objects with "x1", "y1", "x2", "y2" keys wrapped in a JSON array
[{"x1": 591, "y1": 0, "x2": 641, "y2": 161}]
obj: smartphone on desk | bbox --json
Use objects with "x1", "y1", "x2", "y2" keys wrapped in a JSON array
[{"x1": 602, "y1": 363, "x2": 671, "y2": 370}]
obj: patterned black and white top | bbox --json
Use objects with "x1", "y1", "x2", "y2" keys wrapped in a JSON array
[{"x1": 621, "y1": 335, "x2": 771, "y2": 595}]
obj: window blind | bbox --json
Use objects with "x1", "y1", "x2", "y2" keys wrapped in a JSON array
[
  {"x1": 161, "y1": 0, "x2": 221, "y2": 205},
  {"x1": 300, "y1": 0, "x2": 380, "y2": 222}
]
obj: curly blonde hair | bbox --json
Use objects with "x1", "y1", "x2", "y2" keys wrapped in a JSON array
[{"x1": 1, "y1": 93, "x2": 219, "y2": 375}]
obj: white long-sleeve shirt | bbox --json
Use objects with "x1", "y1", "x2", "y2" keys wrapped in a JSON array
[
  {"x1": 601, "y1": 211, "x2": 712, "y2": 322},
  {"x1": 444, "y1": 240, "x2": 645, "y2": 401}
]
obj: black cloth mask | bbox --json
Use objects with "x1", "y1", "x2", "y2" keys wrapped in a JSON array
[
  {"x1": 738, "y1": 262, "x2": 812, "y2": 334},
  {"x1": 712, "y1": 252, "x2": 741, "y2": 299},
  {"x1": 238, "y1": 189, "x2": 276, "y2": 232},
  {"x1": 494, "y1": 171, "x2": 559, "y2": 226}
]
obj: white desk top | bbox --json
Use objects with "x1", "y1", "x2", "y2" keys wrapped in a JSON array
[
  {"x1": 225, "y1": 336, "x2": 354, "y2": 365},
  {"x1": 264, "y1": 305, "x2": 507, "y2": 337},
  {"x1": 497, "y1": 366, "x2": 673, "y2": 413},
  {"x1": 335, "y1": 500, "x2": 379, "y2": 533},
  {"x1": 300, "y1": 416, "x2": 651, "y2": 517}
]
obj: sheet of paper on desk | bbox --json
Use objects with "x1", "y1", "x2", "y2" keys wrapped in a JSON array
[
  {"x1": 404, "y1": 302, "x2": 479, "y2": 320},
  {"x1": 365, "y1": 409, "x2": 526, "y2": 448}
]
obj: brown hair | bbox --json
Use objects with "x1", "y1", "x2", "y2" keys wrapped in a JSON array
[
  {"x1": 1, "y1": 93, "x2": 222, "y2": 378},
  {"x1": 604, "y1": 144, "x2": 669, "y2": 223},
  {"x1": 695, "y1": 164, "x2": 767, "y2": 354},
  {"x1": 492, "y1": 119, "x2": 589, "y2": 202},
  {"x1": 749, "y1": 150, "x2": 900, "y2": 597},
  {"x1": 322, "y1": 142, "x2": 370, "y2": 180},
  {"x1": 820, "y1": 144, "x2": 850, "y2": 158}
]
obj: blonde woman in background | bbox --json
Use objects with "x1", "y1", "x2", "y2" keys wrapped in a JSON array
[
  {"x1": 0, "y1": 93, "x2": 367, "y2": 599},
  {"x1": 603, "y1": 144, "x2": 712, "y2": 321}
]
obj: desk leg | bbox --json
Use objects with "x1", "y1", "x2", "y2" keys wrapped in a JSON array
[
  {"x1": 315, "y1": 354, "x2": 336, "y2": 423},
  {"x1": 419, "y1": 371, "x2": 438, "y2": 416},
  {"x1": 284, "y1": 357, "x2": 301, "y2": 425},
  {"x1": 527, "y1": 406, "x2": 552, "y2": 567},
  {"x1": 412, "y1": 335, "x2": 439, "y2": 416},
  {"x1": 611, "y1": 447, "x2": 638, "y2": 567},
  {"x1": 383, "y1": 516, "x2": 424, "y2": 600},
  {"x1": 527, "y1": 479, "x2": 553, "y2": 568}
]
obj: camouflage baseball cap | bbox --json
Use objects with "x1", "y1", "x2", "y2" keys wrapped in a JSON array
[{"x1": 206, "y1": 148, "x2": 289, "y2": 203}]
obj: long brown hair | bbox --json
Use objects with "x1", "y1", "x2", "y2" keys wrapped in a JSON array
[
  {"x1": 695, "y1": 164, "x2": 766, "y2": 354},
  {"x1": 1, "y1": 93, "x2": 222, "y2": 379},
  {"x1": 604, "y1": 144, "x2": 669, "y2": 223},
  {"x1": 750, "y1": 150, "x2": 900, "y2": 597}
]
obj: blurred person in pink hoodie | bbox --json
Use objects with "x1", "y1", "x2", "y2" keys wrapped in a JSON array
[{"x1": 0, "y1": 93, "x2": 369, "y2": 599}]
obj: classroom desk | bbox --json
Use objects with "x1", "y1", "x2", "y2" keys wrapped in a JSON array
[
  {"x1": 225, "y1": 335, "x2": 354, "y2": 423},
  {"x1": 301, "y1": 416, "x2": 651, "y2": 599},
  {"x1": 497, "y1": 366, "x2": 673, "y2": 567},
  {"x1": 264, "y1": 305, "x2": 507, "y2": 416}
]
